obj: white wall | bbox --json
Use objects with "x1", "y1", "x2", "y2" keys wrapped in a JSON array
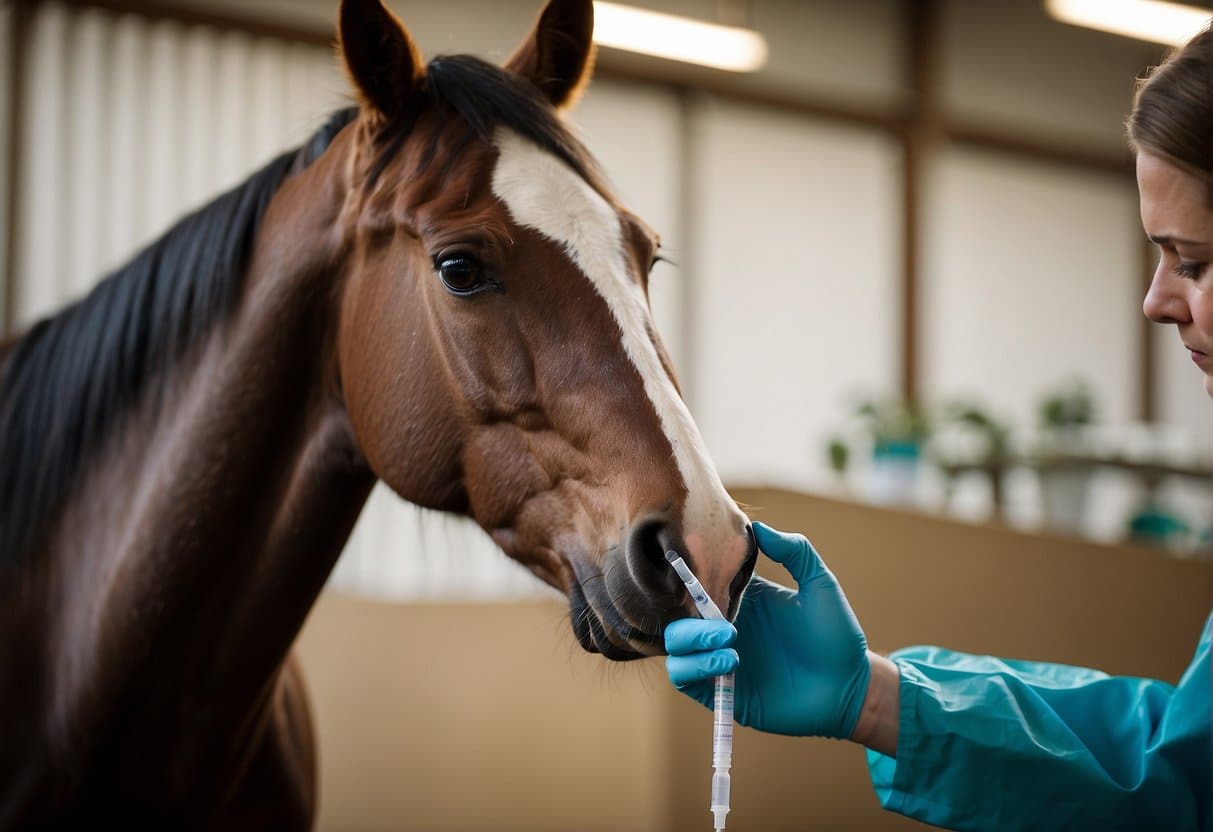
[
  {"x1": 921, "y1": 147, "x2": 1143, "y2": 430},
  {"x1": 942, "y1": 0, "x2": 1164, "y2": 151},
  {"x1": 166, "y1": 0, "x2": 908, "y2": 105},
  {"x1": 152, "y1": 0, "x2": 538, "y2": 57},
  {"x1": 741, "y1": 0, "x2": 904, "y2": 104},
  {"x1": 687, "y1": 98, "x2": 902, "y2": 491}
]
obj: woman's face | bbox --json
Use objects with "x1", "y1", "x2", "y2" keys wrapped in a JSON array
[{"x1": 1138, "y1": 151, "x2": 1213, "y2": 399}]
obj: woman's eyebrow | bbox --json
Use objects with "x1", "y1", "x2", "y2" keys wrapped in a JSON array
[{"x1": 1149, "y1": 233, "x2": 1205, "y2": 246}]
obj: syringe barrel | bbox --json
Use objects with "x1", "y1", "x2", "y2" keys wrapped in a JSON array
[{"x1": 713, "y1": 673, "x2": 735, "y2": 766}]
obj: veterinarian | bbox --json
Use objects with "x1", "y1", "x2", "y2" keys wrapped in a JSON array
[{"x1": 666, "y1": 26, "x2": 1213, "y2": 832}]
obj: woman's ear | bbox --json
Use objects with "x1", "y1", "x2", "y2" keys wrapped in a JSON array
[
  {"x1": 338, "y1": 0, "x2": 425, "y2": 121},
  {"x1": 505, "y1": 0, "x2": 596, "y2": 111}
]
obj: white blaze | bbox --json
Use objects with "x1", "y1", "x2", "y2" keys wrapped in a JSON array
[{"x1": 490, "y1": 127, "x2": 740, "y2": 550}]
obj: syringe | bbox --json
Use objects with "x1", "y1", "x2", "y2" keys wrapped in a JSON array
[{"x1": 665, "y1": 550, "x2": 733, "y2": 832}]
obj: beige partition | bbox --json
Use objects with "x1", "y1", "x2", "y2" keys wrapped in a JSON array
[
  {"x1": 297, "y1": 598, "x2": 674, "y2": 832},
  {"x1": 297, "y1": 488, "x2": 1211, "y2": 831}
]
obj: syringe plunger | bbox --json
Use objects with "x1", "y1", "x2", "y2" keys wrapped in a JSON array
[{"x1": 711, "y1": 770, "x2": 731, "y2": 832}]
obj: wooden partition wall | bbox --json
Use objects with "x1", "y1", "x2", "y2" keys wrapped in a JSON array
[{"x1": 296, "y1": 488, "x2": 1211, "y2": 831}]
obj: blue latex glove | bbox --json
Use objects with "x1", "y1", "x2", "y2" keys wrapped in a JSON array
[{"x1": 664, "y1": 522, "x2": 871, "y2": 739}]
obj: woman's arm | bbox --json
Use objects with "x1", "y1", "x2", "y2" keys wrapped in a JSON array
[
  {"x1": 850, "y1": 651, "x2": 900, "y2": 757},
  {"x1": 865, "y1": 621, "x2": 1211, "y2": 832}
]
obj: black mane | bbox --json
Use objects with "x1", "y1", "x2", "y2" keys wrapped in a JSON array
[
  {"x1": 0, "y1": 53, "x2": 597, "y2": 565},
  {"x1": 0, "y1": 108, "x2": 357, "y2": 563}
]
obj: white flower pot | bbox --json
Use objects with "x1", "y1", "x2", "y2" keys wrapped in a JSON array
[
  {"x1": 1039, "y1": 467, "x2": 1091, "y2": 534},
  {"x1": 867, "y1": 443, "x2": 921, "y2": 507}
]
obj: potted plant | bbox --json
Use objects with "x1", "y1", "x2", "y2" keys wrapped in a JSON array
[
  {"x1": 935, "y1": 402, "x2": 1014, "y2": 519},
  {"x1": 1035, "y1": 380, "x2": 1097, "y2": 534},
  {"x1": 940, "y1": 403, "x2": 1012, "y2": 465},
  {"x1": 854, "y1": 396, "x2": 930, "y2": 506},
  {"x1": 1038, "y1": 380, "x2": 1096, "y2": 448},
  {"x1": 826, "y1": 435, "x2": 850, "y2": 477}
]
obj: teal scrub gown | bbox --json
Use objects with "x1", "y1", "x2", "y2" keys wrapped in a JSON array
[{"x1": 867, "y1": 612, "x2": 1212, "y2": 830}]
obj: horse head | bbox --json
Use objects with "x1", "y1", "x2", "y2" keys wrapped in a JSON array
[{"x1": 333, "y1": 0, "x2": 757, "y2": 659}]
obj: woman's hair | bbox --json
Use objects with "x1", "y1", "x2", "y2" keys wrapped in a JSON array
[{"x1": 1127, "y1": 26, "x2": 1213, "y2": 193}]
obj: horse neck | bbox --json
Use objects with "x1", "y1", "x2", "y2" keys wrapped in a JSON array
[{"x1": 38, "y1": 135, "x2": 376, "y2": 741}]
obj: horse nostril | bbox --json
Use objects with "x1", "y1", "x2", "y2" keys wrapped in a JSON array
[
  {"x1": 626, "y1": 516, "x2": 684, "y2": 599},
  {"x1": 727, "y1": 524, "x2": 759, "y2": 617},
  {"x1": 626, "y1": 519, "x2": 756, "y2": 619}
]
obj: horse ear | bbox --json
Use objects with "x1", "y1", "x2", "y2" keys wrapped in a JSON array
[
  {"x1": 338, "y1": 0, "x2": 424, "y2": 121},
  {"x1": 505, "y1": 0, "x2": 596, "y2": 111}
]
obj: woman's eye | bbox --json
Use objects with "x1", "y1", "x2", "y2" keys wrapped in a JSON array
[
  {"x1": 1173, "y1": 260, "x2": 1207, "y2": 280},
  {"x1": 436, "y1": 254, "x2": 487, "y2": 296}
]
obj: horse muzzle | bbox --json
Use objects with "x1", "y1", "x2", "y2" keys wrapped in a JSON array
[{"x1": 566, "y1": 519, "x2": 758, "y2": 661}]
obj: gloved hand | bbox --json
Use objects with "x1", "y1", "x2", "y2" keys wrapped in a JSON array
[{"x1": 664, "y1": 522, "x2": 871, "y2": 739}]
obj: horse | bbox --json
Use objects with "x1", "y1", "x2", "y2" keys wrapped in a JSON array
[{"x1": 0, "y1": 0, "x2": 757, "y2": 827}]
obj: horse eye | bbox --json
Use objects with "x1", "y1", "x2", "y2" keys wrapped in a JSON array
[{"x1": 436, "y1": 254, "x2": 486, "y2": 296}]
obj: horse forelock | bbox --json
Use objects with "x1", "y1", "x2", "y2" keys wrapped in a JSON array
[
  {"x1": 358, "y1": 54, "x2": 602, "y2": 195},
  {"x1": 0, "y1": 108, "x2": 356, "y2": 565}
]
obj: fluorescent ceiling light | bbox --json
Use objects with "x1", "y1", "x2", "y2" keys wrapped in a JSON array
[
  {"x1": 1045, "y1": 0, "x2": 1211, "y2": 47},
  {"x1": 592, "y1": 1, "x2": 769, "y2": 73}
]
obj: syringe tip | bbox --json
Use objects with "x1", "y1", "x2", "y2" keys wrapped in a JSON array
[{"x1": 663, "y1": 549, "x2": 680, "y2": 565}]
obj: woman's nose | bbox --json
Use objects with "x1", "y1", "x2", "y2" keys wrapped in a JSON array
[{"x1": 1143, "y1": 268, "x2": 1191, "y2": 325}]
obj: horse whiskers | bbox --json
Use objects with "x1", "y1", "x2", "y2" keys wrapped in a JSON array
[
  {"x1": 560, "y1": 627, "x2": 585, "y2": 668},
  {"x1": 573, "y1": 602, "x2": 595, "y2": 630},
  {"x1": 640, "y1": 612, "x2": 660, "y2": 644},
  {"x1": 551, "y1": 595, "x2": 590, "y2": 665}
]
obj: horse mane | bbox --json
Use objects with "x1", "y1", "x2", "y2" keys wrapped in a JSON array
[
  {"x1": 0, "y1": 108, "x2": 357, "y2": 564},
  {"x1": 0, "y1": 53, "x2": 597, "y2": 565}
]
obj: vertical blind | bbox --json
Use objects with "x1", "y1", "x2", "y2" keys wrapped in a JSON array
[
  {"x1": 1, "y1": 4, "x2": 11, "y2": 332},
  {"x1": 9, "y1": 2, "x2": 553, "y2": 601}
]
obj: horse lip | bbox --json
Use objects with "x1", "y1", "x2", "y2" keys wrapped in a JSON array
[{"x1": 568, "y1": 577, "x2": 654, "y2": 661}]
